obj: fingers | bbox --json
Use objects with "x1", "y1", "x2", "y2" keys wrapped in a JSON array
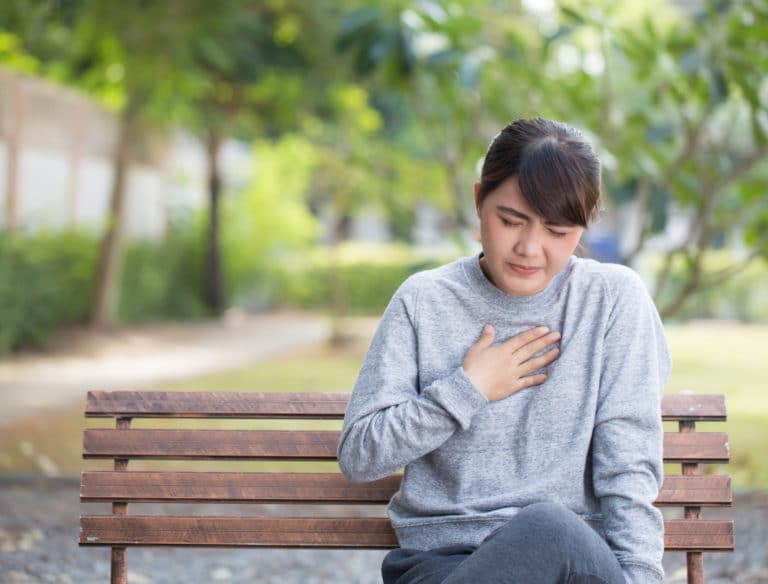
[
  {"x1": 473, "y1": 324, "x2": 496, "y2": 350},
  {"x1": 501, "y1": 326, "x2": 552, "y2": 353},
  {"x1": 512, "y1": 330, "x2": 561, "y2": 364},
  {"x1": 514, "y1": 372, "x2": 548, "y2": 391},
  {"x1": 518, "y1": 346, "x2": 560, "y2": 376}
]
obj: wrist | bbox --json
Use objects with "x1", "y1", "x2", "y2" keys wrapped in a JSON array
[{"x1": 462, "y1": 366, "x2": 492, "y2": 400}]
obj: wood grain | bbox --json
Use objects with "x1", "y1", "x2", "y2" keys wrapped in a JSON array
[
  {"x1": 79, "y1": 516, "x2": 734, "y2": 551},
  {"x1": 83, "y1": 429, "x2": 340, "y2": 460},
  {"x1": 86, "y1": 391, "x2": 726, "y2": 421},
  {"x1": 86, "y1": 391, "x2": 349, "y2": 419},
  {"x1": 82, "y1": 429, "x2": 730, "y2": 463},
  {"x1": 81, "y1": 471, "x2": 731, "y2": 507}
]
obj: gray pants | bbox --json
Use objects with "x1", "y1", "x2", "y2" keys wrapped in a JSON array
[{"x1": 381, "y1": 502, "x2": 625, "y2": 584}]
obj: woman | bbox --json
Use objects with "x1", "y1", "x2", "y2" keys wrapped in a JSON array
[{"x1": 338, "y1": 118, "x2": 670, "y2": 584}]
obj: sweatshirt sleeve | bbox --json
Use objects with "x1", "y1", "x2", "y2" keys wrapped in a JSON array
[
  {"x1": 592, "y1": 268, "x2": 672, "y2": 584},
  {"x1": 337, "y1": 276, "x2": 488, "y2": 483}
]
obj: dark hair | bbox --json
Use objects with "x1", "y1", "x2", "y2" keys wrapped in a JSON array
[{"x1": 477, "y1": 118, "x2": 601, "y2": 227}]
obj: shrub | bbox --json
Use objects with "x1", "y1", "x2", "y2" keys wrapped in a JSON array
[
  {"x1": 0, "y1": 221, "x2": 209, "y2": 353},
  {"x1": 118, "y1": 220, "x2": 209, "y2": 322},
  {"x1": 266, "y1": 243, "x2": 455, "y2": 315},
  {"x1": 0, "y1": 229, "x2": 97, "y2": 351}
]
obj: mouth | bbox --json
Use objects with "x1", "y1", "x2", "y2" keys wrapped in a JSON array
[{"x1": 508, "y1": 263, "x2": 541, "y2": 276}]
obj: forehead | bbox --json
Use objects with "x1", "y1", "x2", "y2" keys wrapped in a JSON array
[
  {"x1": 485, "y1": 177, "x2": 569, "y2": 226},
  {"x1": 485, "y1": 176, "x2": 527, "y2": 206}
]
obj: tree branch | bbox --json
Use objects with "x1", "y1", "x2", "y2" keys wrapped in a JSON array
[
  {"x1": 711, "y1": 145, "x2": 768, "y2": 195},
  {"x1": 623, "y1": 177, "x2": 651, "y2": 265},
  {"x1": 703, "y1": 251, "x2": 762, "y2": 288}
]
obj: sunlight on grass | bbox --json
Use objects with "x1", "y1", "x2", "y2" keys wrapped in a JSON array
[
  {"x1": 0, "y1": 340, "x2": 367, "y2": 475},
  {"x1": 158, "y1": 340, "x2": 367, "y2": 393},
  {"x1": 1, "y1": 321, "x2": 766, "y2": 487},
  {"x1": 664, "y1": 322, "x2": 768, "y2": 488}
]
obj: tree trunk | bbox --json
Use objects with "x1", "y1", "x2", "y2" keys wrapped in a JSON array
[
  {"x1": 91, "y1": 109, "x2": 135, "y2": 327},
  {"x1": 205, "y1": 131, "x2": 225, "y2": 314},
  {"x1": 328, "y1": 211, "x2": 351, "y2": 346}
]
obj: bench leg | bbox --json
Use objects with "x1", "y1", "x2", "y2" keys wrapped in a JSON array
[
  {"x1": 110, "y1": 420, "x2": 132, "y2": 584},
  {"x1": 686, "y1": 551, "x2": 703, "y2": 584},
  {"x1": 111, "y1": 547, "x2": 127, "y2": 584}
]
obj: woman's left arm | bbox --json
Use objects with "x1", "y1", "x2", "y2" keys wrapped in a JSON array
[{"x1": 592, "y1": 267, "x2": 672, "y2": 584}]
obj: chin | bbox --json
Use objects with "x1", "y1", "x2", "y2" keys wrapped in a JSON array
[{"x1": 505, "y1": 276, "x2": 546, "y2": 296}]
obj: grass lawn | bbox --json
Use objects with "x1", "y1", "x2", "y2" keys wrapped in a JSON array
[
  {"x1": 1, "y1": 321, "x2": 766, "y2": 487},
  {"x1": 663, "y1": 321, "x2": 768, "y2": 487}
]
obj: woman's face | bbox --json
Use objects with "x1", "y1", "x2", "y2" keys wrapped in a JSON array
[{"x1": 475, "y1": 176, "x2": 584, "y2": 296}]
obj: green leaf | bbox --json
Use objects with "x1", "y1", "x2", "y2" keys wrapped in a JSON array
[
  {"x1": 559, "y1": 6, "x2": 586, "y2": 24},
  {"x1": 339, "y1": 7, "x2": 381, "y2": 37}
]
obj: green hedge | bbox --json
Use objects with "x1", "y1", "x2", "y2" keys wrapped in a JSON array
[
  {"x1": 266, "y1": 245, "x2": 453, "y2": 315},
  {"x1": 118, "y1": 224, "x2": 208, "y2": 322},
  {"x1": 0, "y1": 230, "x2": 97, "y2": 351},
  {"x1": 0, "y1": 226, "x2": 209, "y2": 352}
]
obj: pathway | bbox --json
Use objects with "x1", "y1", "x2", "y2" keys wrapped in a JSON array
[{"x1": 0, "y1": 310, "x2": 330, "y2": 426}]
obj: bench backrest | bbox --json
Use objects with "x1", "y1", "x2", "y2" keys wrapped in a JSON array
[{"x1": 80, "y1": 391, "x2": 733, "y2": 584}]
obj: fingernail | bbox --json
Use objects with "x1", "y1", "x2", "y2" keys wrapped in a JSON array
[
  {"x1": 483, "y1": 324, "x2": 493, "y2": 334},
  {"x1": 536, "y1": 326, "x2": 549, "y2": 333}
]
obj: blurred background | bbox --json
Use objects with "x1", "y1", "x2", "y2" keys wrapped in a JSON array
[{"x1": 0, "y1": 0, "x2": 767, "y2": 582}]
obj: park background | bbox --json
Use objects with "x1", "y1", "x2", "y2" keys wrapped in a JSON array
[{"x1": 0, "y1": 0, "x2": 767, "y2": 582}]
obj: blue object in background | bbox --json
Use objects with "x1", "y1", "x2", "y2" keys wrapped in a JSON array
[{"x1": 584, "y1": 233, "x2": 622, "y2": 264}]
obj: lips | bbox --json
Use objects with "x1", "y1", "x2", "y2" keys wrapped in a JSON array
[{"x1": 508, "y1": 263, "x2": 540, "y2": 276}]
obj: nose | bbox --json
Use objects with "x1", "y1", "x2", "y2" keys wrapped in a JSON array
[{"x1": 513, "y1": 225, "x2": 543, "y2": 257}]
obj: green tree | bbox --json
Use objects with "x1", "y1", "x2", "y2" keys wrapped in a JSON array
[
  {"x1": 337, "y1": 1, "x2": 508, "y2": 231},
  {"x1": 1, "y1": 0, "x2": 324, "y2": 321},
  {"x1": 184, "y1": 6, "x2": 308, "y2": 313},
  {"x1": 2, "y1": 0, "x2": 232, "y2": 325},
  {"x1": 534, "y1": 0, "x2": 768, "y2": 317}
]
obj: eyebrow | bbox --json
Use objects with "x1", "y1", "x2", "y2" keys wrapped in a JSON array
[{"x1": 496, "y1": 205, "x2": 570, "y2": 227}]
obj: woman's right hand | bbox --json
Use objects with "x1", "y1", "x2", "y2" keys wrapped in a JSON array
[{"x1": 462, "y1": 324, "x2": 561, "y2": 401}]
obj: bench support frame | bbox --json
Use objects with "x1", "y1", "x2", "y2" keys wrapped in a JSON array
[{"x1": 111, "y1": 417, "x2": 131, "y2": 584}]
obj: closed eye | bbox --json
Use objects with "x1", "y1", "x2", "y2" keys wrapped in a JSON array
[
  {"x1": 500, "y1": 217, "x2": 523, "y2": 228},
  {"x1": 548, "y1": 229, "x2": 568, "y2": 238}
]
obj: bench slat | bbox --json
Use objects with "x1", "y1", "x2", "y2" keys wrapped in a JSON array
[
  {"x1": 654, "y1": 475, "x2": 732, "y2": 506},
  {"x1": 80, "y1": 516, "x2": 398, "y2": 548},
  {"x1": 664, "y1": 520, "x2": 735, "y2": 551},
  {"x1": 83, "y1": 429, "x2": 340, "y2": 460},
  {"x1": 79, "y1": 516, "x2": 734, "y2": 551},
  {"x1": 85, "y1": 391, "x2": 349, "y2": 419},
  {"x1": 85, "y1": 391, "x2": 726, "y2": 422},
  {"x1": 83, "y1": 429, "x2": 730, "y2": 463},
  {"x1": 80, "y1": 472, "x2": 402, "y2": 503},
  {"x1": 660, "y1": 394, "x2": 726, "y2": 421},
  {"x1": 81, "y1": 472, "x2": 732, "y2": 507},
  {"x1": 663, "y1": 433, "x2": 729, "y2": 463}
]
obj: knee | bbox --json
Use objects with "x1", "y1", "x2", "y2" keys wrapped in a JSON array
[
  {"x1": 510, "y1": 502, "x2": 586, "y2": 546},
  {"x1": 518, "y1": 502, "x2": 576, "y2": 528}
]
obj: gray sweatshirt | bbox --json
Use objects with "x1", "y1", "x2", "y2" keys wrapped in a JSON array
[{"x1": 338, "y1": 253, "x2": 671, "y2": 584}]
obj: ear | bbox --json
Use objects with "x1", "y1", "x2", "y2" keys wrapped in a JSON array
[{"x1": 473, "y1": 182, "x2": 482, "y2": 216}]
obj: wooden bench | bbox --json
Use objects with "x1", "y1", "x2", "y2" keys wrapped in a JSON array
[{"x1": 80, "y1": 391, "x2": 734, "y2": 584}]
